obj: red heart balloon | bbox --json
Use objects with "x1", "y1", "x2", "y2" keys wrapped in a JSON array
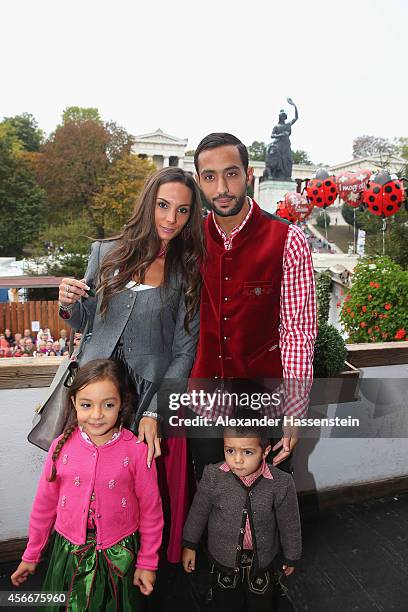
[
  {"x1": 284, "y1": 192, "x2": 314, "y2": 221},
  {"x1": 336, "y1": 170, "x2": 371, "y2": 208}
]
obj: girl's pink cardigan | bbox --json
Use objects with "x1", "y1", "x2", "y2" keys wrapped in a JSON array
[{"x1": 22, "y1": 428, "x2": 163, "y2": 570}]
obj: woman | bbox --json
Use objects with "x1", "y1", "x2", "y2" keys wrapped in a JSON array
[{"x1": 56, "y1": 166, "x2": 204, "y2": 562}]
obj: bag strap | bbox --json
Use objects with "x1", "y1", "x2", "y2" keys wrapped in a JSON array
[{"x1": 68, "y1": 328, "x2": 75, "y2": 357}]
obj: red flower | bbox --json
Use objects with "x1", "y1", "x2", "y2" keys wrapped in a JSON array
[
  {"x1": 336, "y1": 301, "x2": 341, "y2": 308},
  {"x1": 369, "y1": 281, "x2": 375, "y2": 287},
  {"x1": 395, "y1": 329, "x2": 406, "y2": 340},
  {"x1": 346, "y1": 307, "x2": 351, "y2": 314},
  {"x1": 350, "y1": 312, "x2": 355, "y2": 318},
  {"x1": 368, "y1": 328, "x2": 372, "y2": 334},
  {"x1": 362, "y1": 305, "x2": 367, "y2": 312},
  {"x1": 360, "y1": 322, "x2": 367, "y2": 328},
  {"x1": 382, "y1": 333, "x2": 388, "y2": 339},
  {"x1": 384, "y1": 303, "x2": 392, "y2": 310},
  {"x1": 384, "y1": 314, "x2": 388, "y2": 319},
  {"x1": 367, "y1": 295, "x2": 373, "y2": 301}
]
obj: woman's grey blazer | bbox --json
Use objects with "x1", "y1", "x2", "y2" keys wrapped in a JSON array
[{"x1": 65, "y1": 240, "x2": 200, "y2": 410}]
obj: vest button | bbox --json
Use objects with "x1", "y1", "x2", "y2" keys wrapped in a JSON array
[
  {"x1": 218, "y1": 355, "x2": 222, "y2": 359},
  {"x1": 236, "y1": 545, "x2": 241, "y2": 551},
  {"x1": 224, "y1": 276, "x2": 230, "y2": 280}
]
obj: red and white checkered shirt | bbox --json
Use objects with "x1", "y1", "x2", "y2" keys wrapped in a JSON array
[
  {"x1": 212, "y1": 198, "x2": 317, "y2": 418},
  {"x1": 219, "y1": 459, "x2": 273, "y2": 549}
]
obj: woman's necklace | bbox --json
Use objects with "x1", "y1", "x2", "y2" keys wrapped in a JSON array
[{"x1": 157, "y1": 247, "x2": 166, "y2": 258}]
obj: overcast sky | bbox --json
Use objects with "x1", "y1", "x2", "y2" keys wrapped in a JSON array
[{"x1": 2, "y1": 0, "x2": 407, "y2": 165}]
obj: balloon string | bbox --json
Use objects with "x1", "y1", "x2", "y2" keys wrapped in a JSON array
[
  {"x1": 324, "y1": 208, "x2": 328, "y2": 242},
  {"x1": 382, "y1": 218, "x2": 386, "y2": 255},
  {"x1": 353, "y1": 208, "x2": 356, "y2": 254}
]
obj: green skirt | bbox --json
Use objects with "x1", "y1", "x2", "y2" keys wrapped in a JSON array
[{"x1": 40, "y1": 531, "x2": 144, "y2": 611}]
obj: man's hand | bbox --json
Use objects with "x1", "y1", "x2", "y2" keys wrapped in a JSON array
[
  {"x1": 11, "y1": 561, "x2": 37, "y2": 587},
  {"x1": 137, "y1": 417, "x2": 161, "y2": 468},
  {"x1": 272, "y1": 425, "x2": 299, "y2": 466},
  {"x1": 182, "y1": 548, "x2": 196, "y2": 573},
  {"x1": 134, "y1": 569, "x2": 156, "y2": 595}
]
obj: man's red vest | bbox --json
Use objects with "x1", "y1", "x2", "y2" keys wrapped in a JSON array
[{"x1": 191, "y1": 201, "x2": 290, "y2": 380}]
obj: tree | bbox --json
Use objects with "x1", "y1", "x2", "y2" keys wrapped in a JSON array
[
  {"x1": 352, "y1": 135, "x2": 398, "y2": 160},
  {"x1": 360, "y1": 208, "x2": 408, "y2": 270},
  {"x1": 341, "y1": 202, "x2": 365, "y2": 230},
  {"x1": 62, "y1": 106, "x2": 101, "y2": 124},
  {"x1": 185, "y1": 149, "x2": 195, "y2": 157},
  {"x1": 0, "y1": 125, "x2": 46, "y2": 255},
  {"x1": 2, "y1": 113, "x2": 43, "y2": 151},
  {"x1": 292, "y1": 149, "x2": 313, "y2": 165},
  {"x1": 91, "y1": 155, "x2": 156, "y2": 233},
  {"x1": 248, "y1": 141, "x2": 266, "y2": 162},
  {"x1": 37, "y1": 109, "x2": 134, "y2": 234}
]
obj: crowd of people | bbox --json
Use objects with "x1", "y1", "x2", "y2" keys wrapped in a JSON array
[{"x1": 0, "y1": 327, "x2": 82, "y2": 358}]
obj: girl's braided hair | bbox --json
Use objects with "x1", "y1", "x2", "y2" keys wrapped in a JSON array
[{"x1": 47, "y1": 359, "x2": 135, "y2": 482}]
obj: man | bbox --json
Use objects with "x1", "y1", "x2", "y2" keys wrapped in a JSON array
[{"x1": 189, "y1": 133, "x2": 317, "y2": 478}]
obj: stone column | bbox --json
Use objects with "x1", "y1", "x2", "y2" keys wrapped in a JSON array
[
  {"x1": 163, "y1": 156, "x2": 170, "y2": 167},
  {"x1": 254, "y1": 176, "x2": 260, "y2": 201}
]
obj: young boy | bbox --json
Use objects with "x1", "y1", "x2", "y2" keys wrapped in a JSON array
[{"x1": 182, "y1": 427, "x2": 301, "y2": 611}]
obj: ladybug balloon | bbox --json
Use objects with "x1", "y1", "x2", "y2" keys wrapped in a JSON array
[
  {"x1": 284, "y1": 192, "x2": 314, "y2": 222},
  {"x1": 275, "y1": 201, "x2": 296, "y2": 223},
  {"x1": 363, "y1": 171, "x2": 405, "y2": 218},
  {"x1": 306, "y1": 169, "x2": 338, "y2": 208},
  {"x1": 336, "y1": 169, "x2": 371, "y2": 208}
]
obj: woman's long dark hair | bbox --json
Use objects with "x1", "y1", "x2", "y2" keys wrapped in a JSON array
[{"x1": 97, "y1": 167, "x2": 204, "y2": 331}]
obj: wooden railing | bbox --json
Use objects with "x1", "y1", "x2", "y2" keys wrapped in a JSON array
[{"x1": 0, "y1": 301, "x2": 70, "y2": 338}]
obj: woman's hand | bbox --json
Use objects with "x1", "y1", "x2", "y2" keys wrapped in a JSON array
[
  {"x1": 11, "y1": 561, "x2": 37, "y2": 586},
  {"x1": 137, "y1": 417, "x2": 161, "y2": 467},
  {"x1": 58, "y1": 277, "x2": 90, "y2": 306},
  {"x1": 182, "y1": 548, "x2": 196, "y2": 573},
  {"x1": 134, "y1": 569, "x2": 156, "y2": 595}
]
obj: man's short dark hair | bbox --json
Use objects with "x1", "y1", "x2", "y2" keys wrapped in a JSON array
[{"x1": 194, "y1": 133, "x2": 249, "y2": 173}]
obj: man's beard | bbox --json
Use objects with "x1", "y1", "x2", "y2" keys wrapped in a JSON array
[{"x1": 205, "y1": 190, "x2": 247, "y2": 218}]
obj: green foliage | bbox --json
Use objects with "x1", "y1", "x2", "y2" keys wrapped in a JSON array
[
  {"x1": 341, "y1": 202, "x2": 364, "y2": 229},
  {"x1": 292, "y1": 149, "x2": 313, "y2": 165},
  {"x1": 358, "y1": 207, "x2": 408, "y2": 270},
  {"x1": 38, "y1": 109, "x2": 134, "y2": 235},
  {"x1": 28, "y1": 214, "x2": 94, "y2": 279},
  {"x1": 339, "y1": 256, "x2": 408, "y2": 343},
  {"x1": 91, "y1": 155, "x2": 155, "y2": 234},
  {"x1": 2, "y1": 113, "x2": 43, "y2": 151},
  {"x1": 62, "y1": 107, "x2": 101, "y2": 124},
  {"x1": 316, "y1": 271, "x2": 332, "y2": 325},
  {"x1": 248, "y1": 141, "x2": 266, "y2": 162},
  {"x1": 316, "y1": 211, "x2": 331, "y2": 229},
  {"x1": 313, "y1": 322, "x2": 348, "y2": 377},
  {"x1": 0, "y1": 126, "x2": 46, "y2": 255}
]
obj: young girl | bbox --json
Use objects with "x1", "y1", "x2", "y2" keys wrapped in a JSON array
[{"x1": 11, "y1": 359, "x2": 163, "y2": 610}]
